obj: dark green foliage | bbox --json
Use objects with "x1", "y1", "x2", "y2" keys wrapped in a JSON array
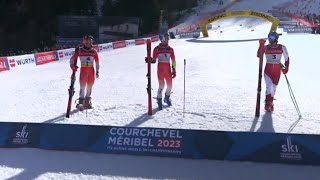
[
  {"x1": 101, "y1": 0, "x2": 198, "y2": 34},
  {"x1": 0, "y1": 0, "x2": 98, "y2": 51}
]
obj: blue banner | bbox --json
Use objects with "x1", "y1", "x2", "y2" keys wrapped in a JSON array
[
  {"x1": 179, "y1": 32, "x2": 201, "y2": 39},
  {"x1": 1, "y1": 122, "x2": 320, "y2": 166},
  {"x1": 284, "y1": 27, "x2": 313, "y2": 34},
  {"x1": 57, "y1": 16, "x2": 99, "y2": 38}
]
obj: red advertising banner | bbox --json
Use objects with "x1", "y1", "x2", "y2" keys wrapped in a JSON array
[
  {"x1": 285, "y1": 12, "x2": 318, "y2": 28},
  {"x1": 35, "y1": 51, "x2": 57, "y2": 65},
  {"x1": 135, "y1": 39, "x2": 145, "y2": 45},
  {"x1": 0, "y1": 57, "x2": 8, "y2": 72},
  {"x1": 151, "y1": 36, "x2": 160, "y2": 42},
  {"x1": 112, "y1": 41, "x2": 126, "y2": 49}
]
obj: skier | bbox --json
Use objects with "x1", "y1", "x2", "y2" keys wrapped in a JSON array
[
  {"x1": 257, "y1": 31, "x2": 290, "y2": 112},
  {"x1": 70, "y1": 35, "x2": 100, "y2": 110},
  {"x1": 147, "y1": 33, "x2": 176, "y2": 109}
]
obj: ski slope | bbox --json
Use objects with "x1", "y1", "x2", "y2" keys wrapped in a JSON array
[
  {"x1": 1, "y1": 18, "x2": 319, "y2": 134},
  {"x1": 1, "y1": 17, "x2": 320, "y2": 179},
  {"x1": 228, "y1": 0, "x2": 292, "y2": 12},
  {"x1": 170, "y1": 0, "x2": 292, "y2": 34}
]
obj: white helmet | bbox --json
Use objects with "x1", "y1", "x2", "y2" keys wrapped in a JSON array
[{"x1": 159, "y1": 33, "x2": 169, "y2": 43}]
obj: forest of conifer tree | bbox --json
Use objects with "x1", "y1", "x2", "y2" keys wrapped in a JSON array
[{"x1": 0, "y1": 0, "x2": 198, "y2": 54}]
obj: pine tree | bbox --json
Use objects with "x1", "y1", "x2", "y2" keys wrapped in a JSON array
[{"x1": 88, "y1": 0, "x2": 98, "y2": 15}]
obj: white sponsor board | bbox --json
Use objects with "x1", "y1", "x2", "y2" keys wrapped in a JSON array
[
  {"x1": 98, "y1": 43, "x2": 114, "y2": 52},
  {"x1": 57, "y1": 48, "x2": 75, "y2": 61},
  {"x1": 7, "y1": 54, "x2": 36, "y2": 70},
  {"x1": 125, "y1": 40, "x2": 136, "y2": 47}
]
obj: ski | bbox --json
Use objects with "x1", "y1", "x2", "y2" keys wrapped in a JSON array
[
  {"x1": 146, "y1": 39, "x2": 153, "y2": 115},
  {"x1": 66, "y1": 72, "x2": 76, "y2": 118},
  {"x1": 255, "y1": 39, "x2": 266, "y2": 117}
]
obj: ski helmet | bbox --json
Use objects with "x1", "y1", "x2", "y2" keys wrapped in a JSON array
[
  {"x1": 83, "y1": 35, "x2": 93, "y2": 44},
  {"x1": 268, "y1": 31, "x2": 279, "y2": 44},
  {"x1": 159, "y1": 33, "x2": 169, "y2": 43}
]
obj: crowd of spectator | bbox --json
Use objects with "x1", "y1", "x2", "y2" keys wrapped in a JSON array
[
  {"x1": 280, "y1": 0, "x2": 320, "y2": 34},
  {"x1": 0, "y1": 44, "x2": 76, "y2": 57},
  {"x1": 304, "y1": 11, "x2": 320, "y2": 24}
]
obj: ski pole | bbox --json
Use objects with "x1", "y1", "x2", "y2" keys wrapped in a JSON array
[
  {"x1": 183, "y1": 59, "x2": 186, "y2": 118},
  {"x1": 86, "y1": 105, "x2": 88, "y2": 118},
  {"x1": 284, "y1": 74, "x2": 302, "y2": 118}
]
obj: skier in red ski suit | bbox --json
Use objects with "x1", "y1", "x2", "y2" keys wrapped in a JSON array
[
  {"x1": 149, "y1": 33, "x2": 176, "y2": 107},
  {"x1": 257, "y1": 31, "x2": 290, "y2": 112},
  {"x1": 70, "y1": 35, "x2": 100, "y2": 109}
]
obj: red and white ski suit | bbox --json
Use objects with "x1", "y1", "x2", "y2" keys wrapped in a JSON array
[
  {"x1": 260, "y1": 44, "x2": 290, "y2": 102},
  {"x1": 152, "y1": 43, "x2": 176, "y2": 99},
  {"x1": 70, "y1": 46, "x2": 100, "y2": 99}
]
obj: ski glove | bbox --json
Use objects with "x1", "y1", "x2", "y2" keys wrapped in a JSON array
[
  {"x1": 145, "y1": 57, "x2": 156, "y2": 63},
  {"x1": 259, "y1": 39, "x2": 266, "y2": 45},
  {"x1": 171, "y1": 68, "x2": 176, "y2": 79},
  {"x1": 96, "y1": 71, "x2": 99, "y2": 78},
  {"x1": 281, "y1": 63, "x2": 288, "y2": 75},
  {"x1": 70, "y1": 65, "x2": 78, "y2": 72}
]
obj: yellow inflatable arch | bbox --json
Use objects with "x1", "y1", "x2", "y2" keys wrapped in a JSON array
[{"x1": 201, "y1": 10, "x2": 280, "y2": 37}]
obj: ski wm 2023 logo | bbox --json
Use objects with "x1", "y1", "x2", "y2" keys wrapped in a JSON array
[
  {"x1": 280, "y1": 136, "x2": 302, "y2": 160},
  {"x1": 12, "y1": 125, "x2": 29, "y2": 145}
]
